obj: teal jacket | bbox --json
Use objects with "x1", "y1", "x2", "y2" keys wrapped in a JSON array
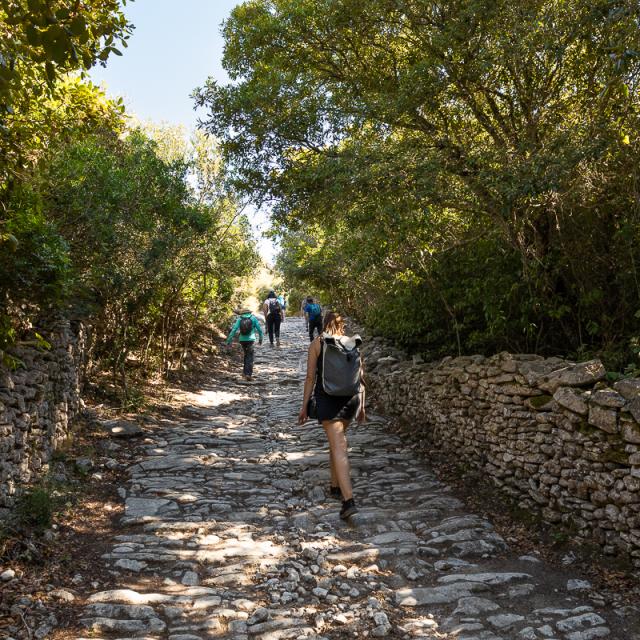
[{"x1": 226, "y1": 313, "x2": 263, "y2": 343}]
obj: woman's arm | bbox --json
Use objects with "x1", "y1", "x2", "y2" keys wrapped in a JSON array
[
  {"x1": 357, "y1": 355, "x2": 367, "y2": 423},
  {"x1": 298, "y1": 338, "x2": 321, "y2": 424}
]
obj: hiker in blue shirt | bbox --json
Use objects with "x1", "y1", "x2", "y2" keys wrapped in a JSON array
[
  {"x1": 277, "y1": 293, "x2": 287, "y2": 316},
  {"x1": 226, "y1": 308, "x2": 263, "y2": 380},
  {"x1": 304, "y1": 297, "x2": 323, "y2": 342}
]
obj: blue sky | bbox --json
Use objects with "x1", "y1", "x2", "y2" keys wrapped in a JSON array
[{"x1": 90, "y1": 0, "x2": 275, "y2": 262}]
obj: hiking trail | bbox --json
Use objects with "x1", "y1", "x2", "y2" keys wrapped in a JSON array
[{"x1": 67, "y1": 319, "x2": 638, "y2": 640}]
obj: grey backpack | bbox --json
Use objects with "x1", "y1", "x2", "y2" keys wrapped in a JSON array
[
  {"x1": 321, "y1": 335, "x2": 363, "y2": 397},
  {"x1": 239, "y1": 316, "x2": 253, "y2": 335}
]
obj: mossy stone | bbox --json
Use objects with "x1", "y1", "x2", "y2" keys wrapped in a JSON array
[
  {"x1": 529, "y1": 394, "x2": 553, "y2": 409},
  {"x1": 603, "y1": 447, "x2": 630, "y2": 465},
  {"x1": 577, "y1": 420, "x2": 600, "y2": 436}
]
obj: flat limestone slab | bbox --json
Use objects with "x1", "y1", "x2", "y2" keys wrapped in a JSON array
[
  {"x1": 366, "y1": 531, "x2": 419, "y2": 545},
  {"x1": 123, "y1": 497, "x2": 178, "y2": 523},
  {"x1": 438, "y1": 572, "x2": 532, "y2": 585},
  {"x1": 396, "y1": 581, "x2": 489, "y2": 606}
]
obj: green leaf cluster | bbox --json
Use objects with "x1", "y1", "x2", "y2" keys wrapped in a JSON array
[
  {"x1": 2, "y1": 87, "x2": 257, "y2": 391},
  {"x1": 0, "y1": 0, "x2": 131, "y2": 106},
  {"x1": 198, "y1": 0, "x2": 640, "y2": 367},
  {"x1": 0, "y1": 4, "x2": 259, "y2": 385}
]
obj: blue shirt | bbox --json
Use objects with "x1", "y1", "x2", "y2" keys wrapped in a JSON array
[{"x1": 305, "y1": 303, "x2": 322, "y2": 320}]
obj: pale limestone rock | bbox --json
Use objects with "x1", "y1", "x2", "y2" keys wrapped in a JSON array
[
  {"x1": 614, "y1": 378, "x2": 640, "y2": 400},
  {"x1": 588, "y1": 406, "x2": 617, "y2": 433},
  {"x1": 553, "y1": 387, "x2": 588, "y2": 415},
  {"x1": 556, "y1": 612, "x2": 607, "y2": 632},
  {"x1": 590, "y1": 389, "x2": 625, "y2": 408},
  {"x1": 395, "y1": 582, "x2": 489, "y2": 606},
  {"x1": 453, "y1": 597, "x2": 500, "y2": 616},
  {"x1": 487, "y1": 613, "x2": 525, "y2": 629},
  {"x1": 538, "y1": 360, "x2": 606, "y2": 392}
]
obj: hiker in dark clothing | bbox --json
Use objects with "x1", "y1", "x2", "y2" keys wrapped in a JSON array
[
  {"x1": 262, "y1": 290, "x2": 284, "y2": 346},
  {"x1": 298, "y1": 311, "x2": 366, "y2": 520},
  {"x1": 226, "y1": 308, "x2": 263, "y2": 380},
  {"x1": 304, "y1": 296, "x2": 323, "y2": 342}
]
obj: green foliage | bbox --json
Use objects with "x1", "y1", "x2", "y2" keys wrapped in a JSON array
[
  {"x1": 1, "y1": 195, "x2": 71, "y2": 304},
  {"x1": 0, "y1": 1, "x2": 131, "y2": 191},
  {"x1": 198, "y1": 0, "x2": 640, "y2": 368},
  {"x1": 15, "y1": 486, "x2": 53, "y2": 532},
  {"x1": 0, "y1": 0, "x2": 131, "y2": 109},
  {"x1": 550, "y1": 531, "x2": 571, "y2": 546},
  {"x1": 1, "y1": 63, "x2": 257, "y2": 396},
  {"x1": 2, "y1": 120, "x2": 258, "y2": 388},
  {"x1": 0, "y1": 312, "x2": 21, "y2": 368}
]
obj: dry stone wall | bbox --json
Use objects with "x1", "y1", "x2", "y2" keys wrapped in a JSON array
[
  {"x1": 0, "y1": 318, "x2": 86, "y2": 511},
  {"x1": 363, "y1": 337, "x2": 640, "y2": 565}
]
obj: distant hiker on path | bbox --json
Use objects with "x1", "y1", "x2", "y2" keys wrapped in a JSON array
[
  {"x1": 300, "y1": 296, "x2": 310, "y2": 330},
  {"x1": 263, "y1": 290, "x2": 284, "y2": 346},
  {"x1": 277, "y1": 292, "x2": 287, "y2": 319},
  {"x1": 304, "y1": 296, "x2": 323, "y2": 342},
  {"x1": 226, "y1": 308, "x2": 263, "y2": 380},
  {"x1": 298, "y1": 311, "x2": 365, "y2": 519}
]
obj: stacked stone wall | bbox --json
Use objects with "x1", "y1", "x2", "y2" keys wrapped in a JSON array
[
  {"x1": 364, "y1": 338, "x2": 640, "y2": 564},
  {"x1": 0, "y1": 318, "x2": 86, "y2": 510}
]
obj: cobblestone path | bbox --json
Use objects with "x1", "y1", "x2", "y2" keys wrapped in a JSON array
[{"x1": 74, "y1": 319, "x2": 638, "y2": 640}]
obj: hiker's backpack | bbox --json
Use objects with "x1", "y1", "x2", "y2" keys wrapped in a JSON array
[
  {"x1": 321, "y1": 335, "x2": 363, "y2": 397},
  {"x1": 239, "y1": 316, "x2": 253, "y2": 336},
  {"x1": 308, "y1": 303, "x2": 322, "y2": 321},
  {"x1": 268, "y1": 298, "x2": 282, "y2": 318}
]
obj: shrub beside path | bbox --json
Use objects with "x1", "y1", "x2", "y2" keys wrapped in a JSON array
[{"x1": 66, "y1": 319, "x2": 638, "y2": 639}]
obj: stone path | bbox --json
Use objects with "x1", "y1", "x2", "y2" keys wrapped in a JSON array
[{"x1": 70, "y1": 319, "x2": 638, "y2": 640}]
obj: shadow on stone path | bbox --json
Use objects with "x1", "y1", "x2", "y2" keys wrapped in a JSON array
[{"x1": 68, "y1": 319, "x2": 640, "y2": 640}]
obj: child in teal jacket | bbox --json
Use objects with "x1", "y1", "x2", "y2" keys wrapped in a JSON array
[{"x1": 226, "y1": 309, "x2": 263, "y2": 380}]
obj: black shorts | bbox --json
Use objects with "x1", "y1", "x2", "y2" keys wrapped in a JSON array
[{"x1": 315, "y1": 392, "x2": 361, "y2": 423}]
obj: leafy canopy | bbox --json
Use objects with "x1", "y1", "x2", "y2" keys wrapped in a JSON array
[
  {"x1": 0, "y1": 0, "x2": 132, "y2": 109},
  {"x1": 197, "y1": 0, "x2": 640, "y2": 367}
]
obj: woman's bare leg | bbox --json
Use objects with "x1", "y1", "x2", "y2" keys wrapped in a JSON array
[
  {"x1": 329, "y1": 447, "x2": 339, "y2": 487},
  {"x1": 323, "y1": 420, "x2": 352, "y2": 500}
]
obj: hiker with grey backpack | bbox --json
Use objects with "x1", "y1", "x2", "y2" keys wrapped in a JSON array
[
  {"x1": 263, "y1": 290, "x2": 285, "y2": 347},
  {"x1": 226, "y1": 308, "x2": 263, "y2": 381},
  {"x1": 298, "y1": 311, "x2": 365, "y2": 519}
]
